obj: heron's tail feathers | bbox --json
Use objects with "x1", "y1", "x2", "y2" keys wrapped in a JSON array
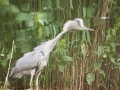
[
  {"x1": 12, "y1": 72, "x2": 23, "y2": 78},
  {"x1": 9, "y1": 68, "x2": 15, "y2": 78},
  {"x1": 9, "y1": 68, "x2": 23, "y2": 79}
]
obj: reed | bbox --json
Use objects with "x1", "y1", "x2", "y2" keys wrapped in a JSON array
[{"x1": 0, "y1": 0, "x2": 119, "y2": 90}]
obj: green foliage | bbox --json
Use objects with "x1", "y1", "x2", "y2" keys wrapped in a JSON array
[
  {"x1": 94, "y1": 63, "x2": 102, "y2": 71},
  {"x1": 100, "y1": 69, "x2": 105, "y2": 78},
  {"x1": 86, "y1": 73, "x2": 95, "y2": 85},
  {"x1": 0, "y1": 0, "x2": 120, "y2": 89}
]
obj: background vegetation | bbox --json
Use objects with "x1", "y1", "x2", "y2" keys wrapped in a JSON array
[{"x1": 0, "y1": 0, "x2": 120, "y2": 90}]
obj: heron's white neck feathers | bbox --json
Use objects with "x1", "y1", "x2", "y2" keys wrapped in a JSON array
[
  {"x1": 54, "y1": 30, "x2": 66, "y2": 41},
  {"x1": 63, "y1": 19, "x2": 94, "y2": 31},
  {"x1": 44, "y1": 31, "x2": 66, "y2": 55},
  {"x1": 63, "y1": 20, "x2": 79, "y2": 32}
]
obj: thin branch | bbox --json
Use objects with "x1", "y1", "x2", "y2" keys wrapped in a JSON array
[{"x1": 4, "y1": 40, "x2": 14, "y2": 89}]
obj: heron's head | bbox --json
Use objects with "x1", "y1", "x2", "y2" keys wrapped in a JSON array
[{"x1": 63, "y1": 18, "x2": 94, "y2": 32}]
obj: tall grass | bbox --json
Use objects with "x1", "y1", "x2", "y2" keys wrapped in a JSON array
[{"x1": 0, "y1": 0, "x2": 120, "y2": 90}]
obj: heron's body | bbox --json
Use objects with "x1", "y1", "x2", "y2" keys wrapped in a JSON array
[
  {"x1": 9, "y1": 51, "x2": 45, "y2": 78},
  {"x1": 9, "y1": 18, "x2": 94, "y2": 90}
]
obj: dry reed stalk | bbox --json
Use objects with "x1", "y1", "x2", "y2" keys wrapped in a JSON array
[{"x1": 4, "y1": 40, "x2": 14, "y2": 90}]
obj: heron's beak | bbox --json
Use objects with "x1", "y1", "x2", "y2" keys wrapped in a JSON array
[
  {"x1": 84, "y1": 27, "x2": 94, "y2": 31},
  {"x1": 88, "y1": 29, "x2": 94, "y2": 31}
]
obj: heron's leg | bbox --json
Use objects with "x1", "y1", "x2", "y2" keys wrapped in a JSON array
[
  {"x1": 35, "y1": 71, "x2": 41, "y2": 89},
  {"x1": 23, "y1": 76, "x2": 27, "y2": 89},
  {"x1": 30, "y1": 69, "x2": 35, "y2": 90}
]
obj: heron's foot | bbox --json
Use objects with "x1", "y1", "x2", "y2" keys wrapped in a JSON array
[
  {"x1": 30, "y1": 85, "x2": 33, "y2": 90},
  {"x1": 35, "y1": 85, "x2": 39, "y2": 90}
]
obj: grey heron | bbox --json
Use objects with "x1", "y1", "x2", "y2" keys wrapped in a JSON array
[{"x1": 9, "y1": 18, "x2": 94, "y2": 90}]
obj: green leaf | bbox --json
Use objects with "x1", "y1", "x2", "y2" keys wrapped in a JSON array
[
  {"x1": 59, "y1": 65, "x2": 65, "y2": 72},
  {"x1": 58, "y1": 61, "x2": 66, "y2": 72},
  {"x1": 110, "y1": 43, "x2": 116, "y2": 53},
  {"x1": 1, "y1": 60, "x2": 8, "y2": 67},
  {"x1": 39, "y1": 12, "x2": 48, "y2": 24},
  {"x1": 7, "y1": 53, "x2": 11, "y2": 60},
  {"x1": 56, "y1": 0, "x2": 60, "y2": 9},
  {"x1": 52, "y1": 25, "x2": 57, "y2": 38},
  {"x1": 81, "y1": 31, "x2": 86, "y2": 43},
  {"x1": 85, "y1": 67, "x2": 91, "y2": 73},
  {"x1": 46, "y1": 0, "x2": 52, "y2": 10},
  {"x1": 86, "y1": 73, "x2": 95, "y2": 85},
  {"x1": 59, "y1": 39, "x2": 66, "y2": 46},
  {"x1": 102, "y1": 53, "x2": 107, "y2": 58},
  {"x1": 69, "y1": 0, "x2": 73, "y2": 9},
  {"x1": 98, "y1": 46, "x2": 104, "y2": 57},
  {"x1": 83, "y1": 7, "x2": 86, "y2": 18},
  {"x1": 63, "y1": 56, "x2": 72, "y2": 61},
  {"x1": 94, "y1": 63, "x2": 102, "y2": 70},
  {"x1": 11, "y1": 5, "x2": 20, "y2": 13},
  {"x1": 110, "y1": 57, "x2": 116, "y2": 64},
  {"x1": 16, "y1": 30, "x2": 34, "y2": 41},
  {"x1": 106, "y1": 46, "x2": 110, "y2": 52},
  {"x1": 20, "y1": 3, "x2": 30, "y2": 11},
  {"x1": 44, "y1": 26, "x2": 50, "y2": 37},
  {"x1": 16, "y1": 12, "x2": 28, "y2": 22},
  {"x1": 100, "y1": 69, "x2": 105, "y2": 78},
  {"x1": 117, "y1": 62, "x2": 120, "y2": 69},
  {"x1": 112, "y1": 29, "x2": 116, "y2": 35},
  {"x1": 20, "y1": 42, "x2": 33, "y2": 53},
  {"x1": 48, "y1": 63, "x2": 56, "y2": 71},
  {"x1": 86, "y1": 8, "x2": 95, "y2": 18},
  {"x1": 0, "y1": 0, "x2": 9, "y2": 5},
  {"x1": 86, "y1": 31, "x2": 91, "y2": 44},
  {"x1": 39, "y1": 12, "x2": 53, "y2": 24},
  {"x1": 0, "y1": 33, "x2": 4, "y2": 47},
  {"x1": 28, "y1": 21, "x2": 34, "y2": 27}
]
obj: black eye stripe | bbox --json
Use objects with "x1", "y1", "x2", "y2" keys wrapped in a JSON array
[{"x1": 74, "y1": 19, "x2": 79, "y2": 23}]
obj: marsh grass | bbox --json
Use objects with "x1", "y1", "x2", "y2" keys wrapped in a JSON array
[{"x1": 0, "y1": 0, "x2": 120, "y2": 90}]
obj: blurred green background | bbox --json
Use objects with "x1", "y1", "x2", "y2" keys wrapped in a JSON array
[{"x1": 0, "y1": 0, "x2": 120, "y2": 90}]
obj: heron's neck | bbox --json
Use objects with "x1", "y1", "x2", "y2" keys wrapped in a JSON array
[
  {"x1": 54, "y1": 30, "x2": 67, "y2": 41},
  {"x1": 47, "y1": 30, "x2": 67, "y2": 53},
  {"x1": 46, "y1": 31, "x2": 67, "y2": 54}
]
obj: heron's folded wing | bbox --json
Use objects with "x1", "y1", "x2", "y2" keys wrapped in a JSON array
[{"x1": 14, "y1": 51, "x2": 44, "y2": 73}]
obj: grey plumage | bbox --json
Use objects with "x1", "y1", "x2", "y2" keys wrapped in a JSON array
[{"x1": 9, "y1": 50, "x2": 45, "y2": 78}]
